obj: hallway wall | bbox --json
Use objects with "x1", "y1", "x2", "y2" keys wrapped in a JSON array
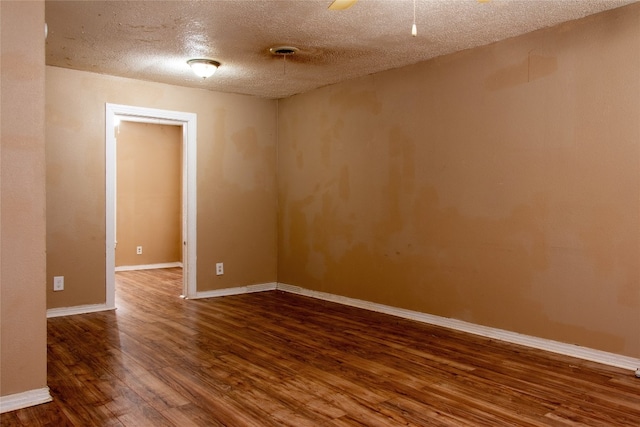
[{"x1": 116, "y1": 122, "x2": 182, "y2": 268}]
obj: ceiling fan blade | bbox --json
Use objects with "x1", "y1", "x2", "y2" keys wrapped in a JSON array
[{"x1": 328, "y1": 0, "x2": 358, "y2": 10}]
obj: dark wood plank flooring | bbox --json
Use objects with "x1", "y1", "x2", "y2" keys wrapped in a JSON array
[{"x1": 2, "y1": 268, "x2": 639, "y2": 426}]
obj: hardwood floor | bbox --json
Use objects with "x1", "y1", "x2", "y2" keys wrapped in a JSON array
[{"x1": 2, "y1": 268, "x2": 639, "y2": 426}]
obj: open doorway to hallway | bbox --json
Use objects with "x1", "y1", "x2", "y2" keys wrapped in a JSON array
[
  {"x1": 105, "y1": 103, "x2": 198, "y2": 308},
  {"x1": 114, "y1": 121, "x2": 183, "y2": 301}
]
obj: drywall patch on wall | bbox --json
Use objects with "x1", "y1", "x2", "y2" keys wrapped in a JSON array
[
  {"x1": 376, "y1": 126, "x2": 416, "y2": 239},
  {"x1": 328, "y1": 88, "x2": 382, "y2": 115},
  {"x1": 338, "y1": 165, "x2": 350, "y2": 202},
  {"x1": 485, "y1": 53, "x2": 558, "y2": 91},
  {"x1": 229, "y1": 126, "x2": 274, "y2": 191},
  {"x1": 233, "y1": 127, "x2": 259, "y2": 160}
]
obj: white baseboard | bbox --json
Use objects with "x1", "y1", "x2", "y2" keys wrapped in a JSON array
[
  {"x1": 42, "y1": 279, "x2": 638, "y2": 371},
  {"x1": 192, "y1": 282, "x2": 277, "y2": 300},
  {"x1": 115, "y1": 262, "x2": 182, "y2": 272},
  {"x1": 0, "y1": 387, "x2": 52, "y2": 413},
  {"x1": 276, "y1": 283, "x2": 640, "y2": 372},
  {"x1": 47, "y1": 303, "x2": 115, "y2": 318}
]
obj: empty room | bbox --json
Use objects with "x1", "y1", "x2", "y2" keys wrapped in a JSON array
[{"x1": 1, "y1": 0, "x2": 639, "y2": 425}]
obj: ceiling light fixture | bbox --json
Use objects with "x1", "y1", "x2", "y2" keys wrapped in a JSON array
[{"x1": 187, "y1": 58, "x2": 220, "y2": 79}]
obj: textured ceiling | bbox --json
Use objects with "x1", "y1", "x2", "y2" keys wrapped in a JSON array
[{"x1": 45, "y1": 0, "x2": 637, "y2": 99}]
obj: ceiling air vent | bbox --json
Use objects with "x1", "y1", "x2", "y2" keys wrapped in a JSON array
[{"x1": 269, "y1": 46, "x2": 299, "y2": 56}]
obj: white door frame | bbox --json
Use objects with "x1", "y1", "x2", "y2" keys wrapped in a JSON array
[{"x1": 105, "y1": 103, "x2": 197, "y2": 307}]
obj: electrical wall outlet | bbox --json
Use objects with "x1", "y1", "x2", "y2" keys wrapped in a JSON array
[
  {"x1": 136, "y1": 246, "x2": 143, "y2": 255},
  {"x1": 216, "y1": 262, "x2": 224, "y2": 276},
  {"x1": 53, "y1": 276, "x2": 64, "y2": 291}
]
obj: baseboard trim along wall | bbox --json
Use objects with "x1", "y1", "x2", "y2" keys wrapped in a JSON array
[
  {"x1": 115, "y1": 262, "x2": 183, "y2": 272},
  {"x1": 191, "y1": 282, "x2": 277, "y2": 300},
  {"x1": 43, "y1": 280, "x2": 639, "y2": 371},
  {"x1": 276, "y1": 283, "x2": 640, "y2": 372},
  {"x1": 0, "y1": 388, "x2": 52, "y2": 414},
  {"x1": 47, "y1": 303, "x2": 115, "y2": 318}
]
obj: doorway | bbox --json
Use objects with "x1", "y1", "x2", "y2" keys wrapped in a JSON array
[
  {"x1": 105, "y1": 104, "x2": 197, "y2": 307},
  {"x1": 115, "y1": 121, "x2": 182, "y2": 271}
]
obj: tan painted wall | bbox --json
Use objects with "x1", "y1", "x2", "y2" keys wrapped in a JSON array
[
  {"x1": 278, "y1": 4, "x2": 640, "y2": 357},
  {"x1": 46, "y1": 67, "x2": 277, "y2": 309},
  {"x1": 0, "y1": 1, "x2": 48, "y2": 397},
  {"x1": 116, "y1": 122, "x2": 182, "y2": 267}
]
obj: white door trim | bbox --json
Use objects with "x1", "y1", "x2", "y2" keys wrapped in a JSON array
[{"x1": 105, "y1": 103, "x2": 197, "y2": 305}]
